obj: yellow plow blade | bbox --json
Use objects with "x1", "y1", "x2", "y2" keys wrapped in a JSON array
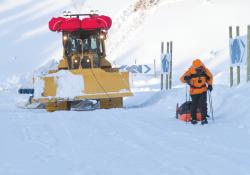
[{"x1": 33, "y1": 68, "x2": 133, "y2": 103}]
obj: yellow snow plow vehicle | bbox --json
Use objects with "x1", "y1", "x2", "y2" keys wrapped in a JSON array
[{"x1": 19, "y1": 13, "x2": 133, "y2": 112}]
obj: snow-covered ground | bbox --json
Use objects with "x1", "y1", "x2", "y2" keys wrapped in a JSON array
[
  {"x1": 1, "y1": 0, "x2": 250, "y2": 174},
  {"x1": 1, "y1": 84, "x2": 250, "y2": 175}
]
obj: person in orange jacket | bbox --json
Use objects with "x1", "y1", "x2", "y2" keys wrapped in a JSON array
[{"x1": 180, "y1": 59, "x2": 213, "y2": 125}]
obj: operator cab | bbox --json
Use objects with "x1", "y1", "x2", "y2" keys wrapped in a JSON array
[{"x1": 62, "y1": 30, "x2": 107, "y2": 70}]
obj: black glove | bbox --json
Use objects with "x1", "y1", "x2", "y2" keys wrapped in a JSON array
[
  {"x1": 208, "y1": 85, "x2": 213, "y2": 92},
  {"x1": 184, "y1": 76, "x2": 191, "y2": 85}
]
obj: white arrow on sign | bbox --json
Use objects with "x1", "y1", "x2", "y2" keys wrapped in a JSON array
[{"x1": 119, "y1": 64, "x2": 153, "y2": 74}]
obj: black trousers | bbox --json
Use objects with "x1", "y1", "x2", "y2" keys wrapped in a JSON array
[{"x1": 190, "y1": 91, "x2": 207, "y2": 120}]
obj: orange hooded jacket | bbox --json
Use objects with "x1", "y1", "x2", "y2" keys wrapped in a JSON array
[{"x1": 180, "y1": 59, "x2": 213, "y2": 95}]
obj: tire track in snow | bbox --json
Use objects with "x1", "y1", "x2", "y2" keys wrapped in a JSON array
[
  {"x1": 10, "y1": 111, "x2": 60, "y2": 163},
  {"x1": 125, "y1": 91, "x2": 166, "y2": 109}
]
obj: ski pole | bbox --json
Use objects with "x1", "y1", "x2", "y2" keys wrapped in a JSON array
[
  {"x1": 208, "y1": 91, "x2": 214, "y2": 122},
  {"x1": 185, "y1": 83, "x2": 188, "y2": 123}
]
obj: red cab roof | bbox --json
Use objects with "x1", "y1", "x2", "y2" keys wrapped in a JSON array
[{"x1": 49, "y1": 15, "x2": 112, "y2": 32}]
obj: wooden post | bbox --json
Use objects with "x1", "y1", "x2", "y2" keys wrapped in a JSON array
[
  {"x1": 167, "y1": 42, "x2": 170, "y2": 53},
  {"x1": 236, "y1": 26, "x2": 240, "y2": 85},
  {"x1": 247, "y1": 26, "x2": 250, "y2": 82},
  {"x1": 237, "y1": 67, "x2": 240, "y2": 85},
  {"x1": 230, "y1": 67, "x2": 233, "y2": 86},
  {"x1": 229, "y1": 26, "x2": 233, "y2": 87},
  {"x1": 166, "y1": 42, "x2": 170, "y2": 90},
  {"x1": 236, "y1": 25, "x2": 240, "y2": 36},
  {"x1": 166, "y1": 75, "x2": 169, "y2": 90},
  {"x1": 161, "y1": 41, "x2": 164, "y2": 54},
  {"x1": 169, "y1": 41, "x2": 173, "y2": 89},
  {"x1": 161, "y1": 42, "x2": 164, "y2": 90},
  {"x1": 161, "y1": 75, "x2": 164, "y2": 90},
  {"x1": 154, "y1": 59, "x2": 156, "y2": 78}
]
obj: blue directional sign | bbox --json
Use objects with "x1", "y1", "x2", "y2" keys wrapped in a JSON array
[
  {"x1": 119, "y1": 64, "x2": 153, "y2": 74},
  {"x1": 161, "y1": 54, "x2": 170, "y2": 73},
  {"x1": 230, "y1": 36, "x2": 247, "y2": 65}
]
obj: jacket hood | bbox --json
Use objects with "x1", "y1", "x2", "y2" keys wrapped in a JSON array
[{"x1": 192, "y1": 59, "x2": 204, "y2": 68}]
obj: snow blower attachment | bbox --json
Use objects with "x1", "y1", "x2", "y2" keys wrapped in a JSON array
[
  {"x1": 176, "y1": 101, "x2": 202, "y2": 122},
  {"x1": 19, "y1": 13, "x2": 133, "y2": 112}
]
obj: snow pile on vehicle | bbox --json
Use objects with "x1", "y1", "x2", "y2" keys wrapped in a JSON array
[
  {"x1": 33, "y1": 77, "x2": 44, "y2": 99},
  {"x1": 55, "y1": 70, "x2": 84, "y2": 99},
  {"x1": 33, "y1": 70, "x2": 84, "y2": 99}
]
